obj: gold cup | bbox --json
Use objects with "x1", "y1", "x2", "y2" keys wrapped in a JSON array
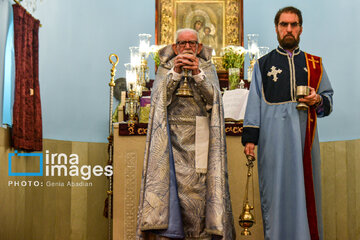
[
  {"x1": 296, "y1": 86, "x2": 310, "y2": 111},
  {"x1": 176, "y1": 53, "x2": 195, "y2": 97},
  {"x1": 176, "y1": 69, "x2": 194, "y2": 97}
]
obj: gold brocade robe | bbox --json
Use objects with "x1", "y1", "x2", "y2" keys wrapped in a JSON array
[{"x1": 136, "y1": 45, "x2": 235, "y2": 239}]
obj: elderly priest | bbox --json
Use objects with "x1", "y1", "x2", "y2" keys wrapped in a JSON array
[{"x1": 136, "y1": 28, "x2": 236, "y2": 240}]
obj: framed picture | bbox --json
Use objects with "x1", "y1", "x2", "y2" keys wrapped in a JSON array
[{"x1": 155, "y1": 0, "x2": 243, "y2": 70}]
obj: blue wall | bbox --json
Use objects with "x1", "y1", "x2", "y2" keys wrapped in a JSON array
[{"x1": 0, "y1": 0, "x2": 359, "y2": 143}]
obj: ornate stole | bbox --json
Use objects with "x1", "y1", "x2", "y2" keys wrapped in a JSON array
[{"x1": 303, "y1": 53, "x2": 323, "y2": 240}]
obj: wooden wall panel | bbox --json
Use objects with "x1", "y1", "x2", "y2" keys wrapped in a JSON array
[
  {"x1": 70, "y1": 141, "x2": 88, "y2": 240},
  {"x1": 54, "y1": 140, "x2": 72, "y2": 240},
  {"x1": 355, "y1": 140, "x2": 360, "y2": 240},
  {"x1": 226, "y1": 136, "x2": 263, "y2": 240},
  {"x1": 1, "y1": 125, "x2": 359, "y2": 240},
  {"x1": 112, "y1": 130, "x2": 360, "y2": 240},
  {"x1": 87, "y1": 142, "x2": 109, "y2": 240},
  {"x1": 335, "y1": 141, "x2": 348, "y2": 240},
  {"x1": 346, "y1": 140, "x2": 357, "y2": 240},
  {"x1": 320, "y1": 139, "x2": 360, "y2": 240},
  {"x1": 0, "y1": 128, "x2": 108, "y2": 240},
  {"x1": 321, "y1": 141, "x2": 336, "y2": 240}
]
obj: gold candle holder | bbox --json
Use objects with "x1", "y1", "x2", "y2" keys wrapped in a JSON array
[
  {"x1": 247, "y1": 59, "x2": 256, "y2": 82},
  {"x1": 125, "y1": 84, "x2": 139, "y2": 123},
  {"x1": 296, "y1": 86, "x2": 310, "y2": 111},
  {"x1": 138, "y1": 57, "x2": 149, "y2": 94}
]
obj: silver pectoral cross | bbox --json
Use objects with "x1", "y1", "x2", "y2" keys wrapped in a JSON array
[{"x1": 267, "y1": 66, "x2": 282, "y2": 82}]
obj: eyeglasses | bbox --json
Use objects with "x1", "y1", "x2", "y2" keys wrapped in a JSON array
[
  {"x1": 278, "y1": 22, "x2": 301, "y2": 28},
  {"x1": 176, "y1": 41, "x2": 198, "y2": 47}
]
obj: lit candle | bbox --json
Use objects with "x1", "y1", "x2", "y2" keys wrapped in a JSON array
[
  {"x1": 129, "y1": 47, "x2": 140, "y2": 68},
  {"x1": 138, "y1": 34, "x2": 152, "y2": 57}
]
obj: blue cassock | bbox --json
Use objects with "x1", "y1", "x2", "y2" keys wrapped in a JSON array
[{"x1": 242, "y1": 46, "x2": 334, "y2": 240}]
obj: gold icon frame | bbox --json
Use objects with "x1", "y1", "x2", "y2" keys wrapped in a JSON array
[{"x1": 155, "y1": 0, "x2": 244, "y2": 70}]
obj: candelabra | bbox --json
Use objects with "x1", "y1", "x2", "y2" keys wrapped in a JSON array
[
  {"x1": 124, "y1": 33, "x2": 153, "y2": 123},
  {"x1": 138, "y1": 58, "x2": 149, "y2": 92},
  {"x1": 246, "y1": 34, "x2": 270, "y2": 82},
  {"x1": 138, "y1": 33, "x2": 152, "y2": 93},
  {"x1": 247, "y1": 34, "x2": 259, "y2": 82},
  {"x1": 124, "y1": 63, "x2": 139, "y2": 123}
]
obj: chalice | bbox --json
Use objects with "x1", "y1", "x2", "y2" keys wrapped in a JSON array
[
  {"x1": 176, "y1": 54, "x2": 194, "y2": 97},
  {"x1": 296, "y1": 86, "x2": 310, "y2": 111}
]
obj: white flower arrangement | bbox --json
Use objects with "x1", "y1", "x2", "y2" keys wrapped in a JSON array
[
  {"x1": 221, "y1": 45, "x2": 247, "y2": 70},
  {"x1": 149, "y1": 45, "x2": 166, "y2": 67}
]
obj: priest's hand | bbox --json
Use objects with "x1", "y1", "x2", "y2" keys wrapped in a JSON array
[
  {"x1": 244, "y1": 143, "x2": 255, "y2": 157},
  {"x1": 173, "y1": 53, "x2": 200, "y2": 75},
  {"x1": 298, "y1": 87, "x2": 321, "y2": 106}
]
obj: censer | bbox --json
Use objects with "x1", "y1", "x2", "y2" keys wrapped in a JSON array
[{"x1": 239, "y1": 154, "x2": 256, "y2": 235}]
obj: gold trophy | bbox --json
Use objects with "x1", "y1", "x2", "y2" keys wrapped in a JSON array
[
  {"x1": 239, "y1": 155, "x2": 256, "y2": 235},
  {"x1": 296, "y1": 86, "x2": 310, "y2": 111}
]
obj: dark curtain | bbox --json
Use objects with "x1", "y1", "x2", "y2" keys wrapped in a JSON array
[{"x1": 12, "y1": 4, "x2": 42, "y2": 151}]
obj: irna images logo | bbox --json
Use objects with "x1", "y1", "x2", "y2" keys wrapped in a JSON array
[
  {"x1": 8, "y1": 150, "x2": 113, "y2": 180},
  {"x1": 8, "y1": 150, "x2": 43, "y2": 176}
]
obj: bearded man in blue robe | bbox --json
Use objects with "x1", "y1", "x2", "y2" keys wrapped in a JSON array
[{"x1": 242, "y1": 6, "x2": 334, "y2": 240}]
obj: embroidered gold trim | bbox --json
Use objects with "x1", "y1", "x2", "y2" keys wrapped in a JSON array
[
  {"x1": 243, "y1": 125, "x2": 259, "y2": 128},
  {"x1": 261, "y1": 86, "x2": 297, "y2": 105},
  {"x1": 317, "y1": 57, "x2": 323, "y2": 91},
  {"x1": 290, "y1": 54, "x2": 297, "y2": 101},
  {"x1": 276, "y1": 46, "x2": 300, "y2": 56},
  {"x1": 287, "y1": 55, "x2": 294, "y2": 101},
  {"x1": 292, "y1": 46, "x2": 300, "y2": 56},
  {"x1": 261, "y1": 51, "x2": 296, "y2": 105},
  {"x1": 276, "y1": 48, "x2": 288, "y2": 56}
]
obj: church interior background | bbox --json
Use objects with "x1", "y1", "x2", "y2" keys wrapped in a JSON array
[{"x1": 0, "y1": 0, "x2": 359, "y2": 239}]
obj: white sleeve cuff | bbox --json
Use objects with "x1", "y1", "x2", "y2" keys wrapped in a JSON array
[
  {"x1": 193, "y1": 69, "x2": 206, "y2": 83},
  {"x1": 167, "y1": 67, "x2": 183, "y2": 81}
]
